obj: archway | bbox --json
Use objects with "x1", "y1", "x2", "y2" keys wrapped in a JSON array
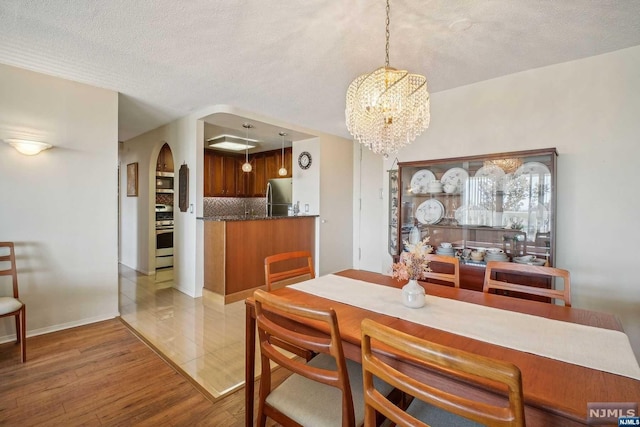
[{"x1": 154, "y1": 142, "x2": 175, "y2": 282}]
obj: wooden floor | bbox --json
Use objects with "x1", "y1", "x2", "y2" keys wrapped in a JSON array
[{"x1": 0, "y1": 318, "x2": 286, "y2": 426}]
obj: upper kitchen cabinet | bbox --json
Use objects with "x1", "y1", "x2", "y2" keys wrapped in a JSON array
[
  {"x1": 157, "y1": 143, "x2": 174, "y2": 173},
  {"x1": 204, "y1": 148, "x2": 293, "y2": 197},
  {"x1": 266, "y1": 147, "x2": 292, "y2": 179},
  {"x1": 204, "y1": 149, "x2": 243, "y2": 197}
]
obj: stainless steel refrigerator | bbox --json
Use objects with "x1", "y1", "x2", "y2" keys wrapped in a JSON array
[{"x1": 266, "y1": 178, "x2": 292, "y2": 216}]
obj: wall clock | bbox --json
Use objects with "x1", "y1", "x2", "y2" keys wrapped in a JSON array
[{"x1": 298, "y1": 151, "x2": 312, "y2": 170}]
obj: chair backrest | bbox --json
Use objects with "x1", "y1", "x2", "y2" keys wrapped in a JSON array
[
  {"x1": 423, "y1": 253, "x2": 460, "y2": 287},
  {"x1": 264, "y1": 250, "x2": 314, "y2": 291},
  {"x1": 483, "y1": 261, "x2": 571, "y2": 306},
  {"x1": 253, "y1": 289, "x2": 355, "y2": 425},
  {"x1": 0, "y1": 242, "x2": 19, "y2": 298},
  {"x1": 361, "y1": 318, "x2": 525, "y2": 427}
]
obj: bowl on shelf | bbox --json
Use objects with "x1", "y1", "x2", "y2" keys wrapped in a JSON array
[{"x1": 470, "y1": 251, "x2": 484, "y2": 261}]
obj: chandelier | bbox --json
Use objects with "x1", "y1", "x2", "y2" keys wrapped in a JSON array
[{"x1": 345, "y1": 0, "x2": 430, "y2": 157}]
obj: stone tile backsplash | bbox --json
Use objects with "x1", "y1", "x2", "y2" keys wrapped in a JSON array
[{"x1": 203, "y1": 197, "x2": 267, "y2": 217}]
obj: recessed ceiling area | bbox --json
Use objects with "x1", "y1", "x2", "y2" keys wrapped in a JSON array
[{"x1": 203, "y1": 113, "x2": 316, "y2": 154}]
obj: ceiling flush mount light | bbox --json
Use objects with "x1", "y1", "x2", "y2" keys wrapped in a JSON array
[
  {"x1": 241, "y1": 123, "x2": 254, "y2": 173},
  {"x1": 345, "y1": 0, "x2": 430, "y2": 158},
  {"x1": 207, "y1": 135, "x2": 257, "y2": 151},
  {"x1": 4, "y1": 139, "x2": 53, "y2": 156},
  {"x1": 278, "y1": 132, "x2": 288, "y2": 176}
]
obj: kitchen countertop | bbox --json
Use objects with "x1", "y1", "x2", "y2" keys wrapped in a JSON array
[{"x1": 198, "y1": 214, "x2": 318, "y2": 221}]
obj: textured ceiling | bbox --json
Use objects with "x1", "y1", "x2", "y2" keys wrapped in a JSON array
[{"x1": 1, "y1": 0, "x2": 640, "y2": 144}]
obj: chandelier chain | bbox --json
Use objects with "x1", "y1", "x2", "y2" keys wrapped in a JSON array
[{"x1": 385, "y1": 0, "x2": 390, "y2": 67}]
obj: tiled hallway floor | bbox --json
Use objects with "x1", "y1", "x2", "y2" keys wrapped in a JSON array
[{"x1": 118, "y1": 264, "x2": 260, "y2": 400}]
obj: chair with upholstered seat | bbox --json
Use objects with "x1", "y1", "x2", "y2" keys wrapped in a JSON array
[
  {"x1": 483, "y1": 261, "x2": 571, "y2": 306},
  {"x1": 361, "y1": 318, "x2": 526, "y2": 427},
  {"x1": 264, "y1": 250, "x2": 314, "y2": 291},
  {"x1": 423, "y1": 253, "x2": 460, "y2": 287},
  {"x1": 254, "y1": 289, "x2": 392, "y2": 427},
  {"x1": 0, "y1": 242, "x2": 26, "y2": 363}
]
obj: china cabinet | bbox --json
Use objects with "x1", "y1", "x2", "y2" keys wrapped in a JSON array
[{"x1": 392, "y1": 148, "x2": 557, "y2": 292}]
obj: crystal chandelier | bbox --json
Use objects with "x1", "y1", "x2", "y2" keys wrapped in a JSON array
[
  {"x1": 278, "y1": 132, "x2": 288, "y2": 176},
  {"x1": 345, "y1": 0, "x2": 430, "y2": 158},
  {"x1": 241, "y1": 123, "x2": 253, "y2": 173}
]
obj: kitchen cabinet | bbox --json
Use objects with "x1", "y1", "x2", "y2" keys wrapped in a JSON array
[
  {"x1": 393, "y1": 148, "x2": 557, "y2": 295},
  {"x1": 204, "y1": 147, "x2": 293, "y2": 197},
  {"x1": 204, "y1": 150, "x2": 243, "y2": 197},
  {"x1": 250, "y1": 154, "x2": 266, "y2": 197},
  {"x1": 203, "y1": 216, "x2": 316, "y2": 303},
  {"x1": 157, "y1": 143, "x2": 174, "y2": 172}
]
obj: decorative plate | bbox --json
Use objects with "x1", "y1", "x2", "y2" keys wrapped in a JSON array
[
  {"x1": 415, "y1": 199, "x2": 444, "y2": 225},
  {"x1": 440, "y1": 167, "x2": 469, "y2": 193},
  {"x1": 454, "y1": 205, "x2": 492, "y2": 226},
  {"x1": 514, "y1": 161, "x2": 550, "y2": 177},
  {"x1": 410, "y1": 169, "x2": 436, "y2": 194},
  {"x1": 474, "y1": 163, "x2": 506, "y2": 192}
]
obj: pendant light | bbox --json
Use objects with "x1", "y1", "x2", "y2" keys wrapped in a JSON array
[
  {"x1": 345, "y1": 0, "x2": 430, "y2": 157},
  {"x1": 278, "y1": 132, "x2": 288, "y2": 176},
  {"x1": 241, "y1": 123, "x2": 253, "y2": 173}
]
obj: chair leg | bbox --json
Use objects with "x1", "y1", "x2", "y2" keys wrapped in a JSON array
[
  {"x1": 19, "y1": 307, "x2": 26, "y2": 363},
  {"x1": 15, "y1": 314, "x2": 20, "y2": 343}
]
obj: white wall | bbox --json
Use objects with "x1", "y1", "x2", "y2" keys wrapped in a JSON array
[
  {"x1": 360, "y1": 45, "x2": 640, "y2": 357},
  {"x1": 0, "y1": 64, "x2": 119, "y2": 340},
  {"x1": 292, "y1": 138, "x2": 321, "y2": 215}
]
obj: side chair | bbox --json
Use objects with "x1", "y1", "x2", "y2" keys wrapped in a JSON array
[
  {"x1": 0, "y1": 242, "x2": 26, "y2": 363},
  {"x1": 254, "y1": 289, "x2": 392, "y2": 426},
  {"x1": 264, "y1": 250, "x2": 314, "y2": 291},
  {"x1": 423, "y1": 253, "x2": 460, "y2": 287},
  {"x1": 361, "y1": 318, "x2": 526, "y2": 427},
  {"x1": 483, "y1": 261, "x2": 571, "y2": 306}
]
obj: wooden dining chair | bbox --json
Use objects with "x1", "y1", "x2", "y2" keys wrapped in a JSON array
[
  {"x1": 254, "y1": 289, "x2": 391, "y2": 427},
  {"x1": 264, "y1": 250, "x2": 314, "y2": 291},
  {"x1": 423, "y1": 253, "x2": 460, "y2": 287},
  {"x1": 0, "y1": 242, "x2": 26, "y2": 363},
  {"x1": 361, "y1": 318, "x2": 526, "y2": 427},
  {"x1": 483, "y1": 261, "x2": 571, "y2": 306}
]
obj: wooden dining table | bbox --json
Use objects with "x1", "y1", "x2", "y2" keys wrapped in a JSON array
[{"x1": 244, "y1": 269, "x2": 640, "y2": 426}]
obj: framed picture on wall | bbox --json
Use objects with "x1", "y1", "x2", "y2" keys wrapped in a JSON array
[{"x1": 127, "y1": 162, "x2": 138, "y2": 197}]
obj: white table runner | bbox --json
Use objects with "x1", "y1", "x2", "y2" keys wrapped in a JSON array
[{"x1": 289, "y1": 274, "x2": 640, "y2": 381}]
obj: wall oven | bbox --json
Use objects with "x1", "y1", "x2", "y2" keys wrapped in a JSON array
[
  {"x1": 156, "y1": 172, "x2": 174, "y2": 193},
  {"x1": 155, "y1": 204, "x2": 174, "y2": 268}
]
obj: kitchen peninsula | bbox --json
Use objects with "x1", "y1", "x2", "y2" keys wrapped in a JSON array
[{"x1": 201, "y1": 214, "x2": 316, "y2": 303}]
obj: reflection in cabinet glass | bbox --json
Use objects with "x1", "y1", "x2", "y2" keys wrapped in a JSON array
[{"x1": 395, "y1": 148, "x2": 557, "y2": 267}]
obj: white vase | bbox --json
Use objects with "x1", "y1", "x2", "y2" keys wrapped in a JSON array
[{"x1": 402, "y1": 279, "x2": 425, "y2": 308}]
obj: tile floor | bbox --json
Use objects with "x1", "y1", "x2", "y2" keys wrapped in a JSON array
[{"x1": 118, "y1": 264, "x2": 260, "y2": 400}]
